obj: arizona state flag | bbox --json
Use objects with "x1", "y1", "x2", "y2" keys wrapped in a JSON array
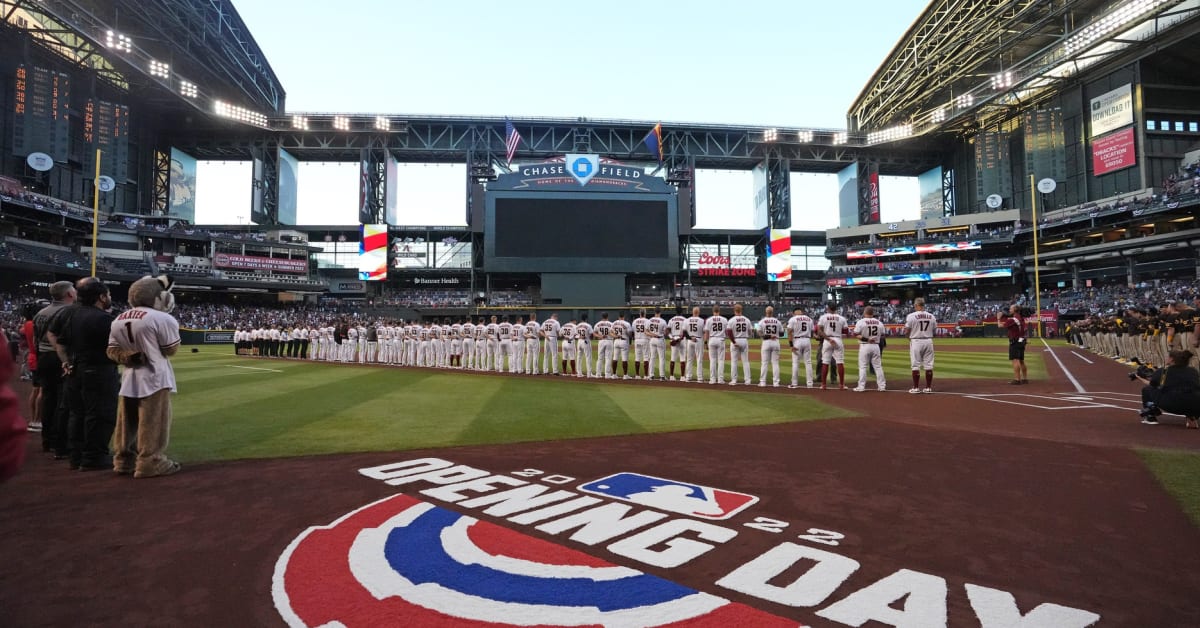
[{"x1": 643, "y1": 123, "x2": 664, "y2": 163}]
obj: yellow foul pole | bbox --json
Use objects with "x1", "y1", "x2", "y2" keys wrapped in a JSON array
[
  {"x1": 1029, "y1": 174, "x2": 1043, "y2": 338},
  {"x1": 90, "y1": 149, "x2": 101, "y2": 276}
]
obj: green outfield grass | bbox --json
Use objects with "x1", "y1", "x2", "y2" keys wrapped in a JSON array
[
  {"x1": 169, "y1": 351, "x2": 856, "y2": 463},
  {"x1": 1138, "y1": 448, "x2": 1200, "y2": 529}
]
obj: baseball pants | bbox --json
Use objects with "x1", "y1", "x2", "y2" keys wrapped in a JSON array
[
  {"x1": 525, "y1": 338, "x2": 541, "y2": 374},
  {"x1": 791, "y1": 338, "x2": 813, "y2": 386},
  {"x1": 708, "y1": 339, "x2": 726, "y2": 384},
  {"x1": 543, "y1": 339, "x2": 560, "y2": 374},
  {"x1": 596, "y1": 340, "x2": 613, "y2": 377},
  {"x1": 730, "y1": 338, "x2": 750, "y2": 384},
  {"x1": 576, "y1": 341, "x2": 591, "y2": 377},
  {"x1": 687, "y1": 338, "x2": 704, "y2": 382},
  {"x1": 858, "y1": 344, "x2": 885, "y2": 390},
  {"x1": 649, "y1": 339, "x2": 667, "y2": 378},
  {"x1": 760, "y1": 339, "x2": 780, "y2": 386}
]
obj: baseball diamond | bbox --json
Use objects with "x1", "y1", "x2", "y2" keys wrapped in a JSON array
[{"x1": 3, "y1": 1, "x2": 1200, "y2": 627}]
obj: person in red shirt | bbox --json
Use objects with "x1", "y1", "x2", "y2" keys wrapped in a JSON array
[
  {"x1": 0, "y1": 339, "x2": 28, "y2": 482},
  {"x1": 20, "y1": 307, "x2": 41, "y2": 432},
  {"x1": 999, "y1": 304, "x2": 1029, "y2": 385}
]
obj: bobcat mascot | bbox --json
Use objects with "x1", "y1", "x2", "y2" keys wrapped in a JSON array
[{"x1": 106, "y1": 275, "x2": 182, "y2": 478}]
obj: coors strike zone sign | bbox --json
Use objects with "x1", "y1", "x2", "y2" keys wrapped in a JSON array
[{"x1": 695, "y1": 252, "x2": 755, "y2": 277}]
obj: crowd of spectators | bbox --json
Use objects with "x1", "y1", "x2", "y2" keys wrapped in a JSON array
[
  {"x1": 0, "y1": 186, "x2": 96, "y2": 221},
  {"x1": 487, "y1": 291, "x2": 533, "y2": 306},
  {"x1": 378, "y1": 290, "x2": 470, "y2": 308}
]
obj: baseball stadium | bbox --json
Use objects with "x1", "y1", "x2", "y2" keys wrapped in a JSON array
[{"x1": 2, "y1": 0, "x2": 1200, "y2": 626}]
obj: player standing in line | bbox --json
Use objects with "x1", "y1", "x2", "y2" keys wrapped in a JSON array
[
  {"x1": 363, "y1": 323, "x2": 377, "y2": 363},
  {"x1": 344, "y1": 324, "x2": 358, "y2": 363},
  {"x1": 483, "y1": 316, "x2": 499, "y2": 372},
  {"x1": 441, "y1": 319, "x2": 454, "y2": 367},
  {"x1": 560, "y1": 318, "x2": 577, "y2": 375},
  {"x1": 757, "y1": 306, "x2": 783, "y2": 387},
  {"x1": 816, "y1": 303, "x2": 849, "y2": 390},
  {"x1": 473, "y1": 317, "x2": 487, "y2": 370},
  {"x1": 728, "y1": 304, "x2": 753, "y2": 386},
  {"x1": 646, "y1": 309, "x2": 668, "y2": 380},
  {"x1": 851, "y1": 306, "x2": 886, "y2": 392},
  {"x1": 461, "y1": 318, "x2": 475, "y2": 370},
  {"x1": 512, "y1": 316, "x2": 526, "y2": 374},
  {"x1": 497, "y1": 316, "x2": 514, "y2": 372},
  {"x1": 428, "y1": 322, "x2": 442, "y2": 367},
  {"x1": 786, "y1": 306, "x2": 815, "y2": 388},
  {"x1": 575, "y1": 314, "x2": 593, "y2": 378},
  {"x1": 306, "y1": 327, "x2": 319, "y2": 361},
  {"x1": 541, "y1": 313, "x2": 562, "y2": 375},
  {"x1": 904, "y1": 298, "x2": 937, "y2": 393},
  {"x1": 704, "y1": 306, "x2": 729, "y2": 385},
  {"x1": 612, "y1": 312, "x2": 632, "y2": 379},
  {"x1": 632, "y1": 309, "x2": 650, "y2": 378},
  {"x1": 357, "y1": 323, "x2": 368, "y2": 363},
  {"x1": 449, "y1": 319, "x2": 462, "y2": 369},
  {"x1": 524, "y1": 313, "x2": 541, "y2": 375},
  {"x1": 593, "y1": 312, "x2": 614, "y2": 379},
  {"x1": 667, "y1": 309, "x2": 688, "y2": 381},
  {"x1": 684, "y1": 306, "x2": 705, "y2": 383}
]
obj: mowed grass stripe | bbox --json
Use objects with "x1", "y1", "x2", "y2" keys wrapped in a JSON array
[
  {"x1": 463, "y1": 378, "x2": 643, "y2": 444},
  {"x1": 604, "y1": 386, "x2": 855, "y2": 432},
  {"x1": 1138, "y1": 449, "x2": 1200, "y2": 529}
]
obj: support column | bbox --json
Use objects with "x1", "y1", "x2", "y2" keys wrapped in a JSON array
[{"x1": 359, "y1": 139, "x2": 387, "y2": 225}]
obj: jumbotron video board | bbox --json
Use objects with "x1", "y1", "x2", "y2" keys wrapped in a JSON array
[{"x1": 484, "y1": 155, "x2": 679, "y2": 273}]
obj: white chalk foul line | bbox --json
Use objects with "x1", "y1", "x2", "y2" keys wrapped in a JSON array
[
  {"x1": 1070, "y1": 351, "x2": 1095, "y2": 364},
  {"x1": 1041, "y1": 338, "x2": 1086, "y2": 394},
  {"x1": 231, "y1": 365, "x2": 284, "y2": 373}
]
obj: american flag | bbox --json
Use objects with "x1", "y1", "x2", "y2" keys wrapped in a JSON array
[{"x1": 504, "y1": 118, "x2": 522, "y2": 164}]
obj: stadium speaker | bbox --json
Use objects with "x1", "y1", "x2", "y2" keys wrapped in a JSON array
[{"x1": 677, "y1": 187, "x2": 693, "y2": 235}]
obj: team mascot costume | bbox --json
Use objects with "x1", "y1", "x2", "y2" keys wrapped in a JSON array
[{"x1": 106, "y1": 275, "x2": 182, "y2": 478}]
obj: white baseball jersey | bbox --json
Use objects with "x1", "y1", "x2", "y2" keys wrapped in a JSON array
[
  {"x1": 611, "y1": 320, "x2": 631, "y2": 341},
  {"x1": 474, "y1": 324, "x2": 487, "y2": 341},
  {"x1": 787, "y1": 314, "x2": 814, "y2": 339},
  {"x1": 594, "y1": 320, "x2": 613, "y2": 339},
  {"x1": 560, "y1": 323, "x2": 576, "y2": 342},
  {"x1": 704, "y1": 315, "x2": 729, "y2": 338},
  {"x1": 758, "y1": 317, "x2": 782, "y2": 339},
  {"x1": 486, "y1": 323, "x2": 499, "y2": 340},
  {"x1": 632, "y1": 317, "x2": 649, "y2": 341},
  {"x1": 817, "y1": 314, "x2": 848, "y2": 338},
  {"x1": 668, "y1": 316, "x2": 687, "y2": 339},
  {"x1": 498, "y1": 322, "x2": 513, "y2": 340},
  {"x1": 576, "y1": 322, "x2": 592, "y2": 341},
  {"x1": 525, "y1": 321, "x2": 539, "y2": 340},
  {"x1": 685, "y1": 315, "x2": 704, "y2": 340},
  {"x1": 646, "y1": 316, "x2": 666, "y2": 338},
  {"x1": 451, "y1": 323, "x2": 463, "y2": 339},
  {"x1": 462, "y1": 323, "x2": 474, "y2": 339},
  {"x1": 854, "y1": 317, "x2": 884, "y2": 343},
  {"x1": 108, "y1": 307, "x2": 181, "y2": 398},
  {"x1": 541, "y1": 318, "x2": 561, "y2": 339},
  {"x1": 905, "y1": 310, "x2": 938, "y2": 339},
  {"x1": 729, "y1": 315, "x2": 752, "y2": 339}
]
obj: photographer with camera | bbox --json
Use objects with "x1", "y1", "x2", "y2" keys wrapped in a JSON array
[
  {"x1": 1135, "y1": 350, "x2": 1200, "y2": 428},
  {"x1": 999, "y1": 304, "x2": 1029, "y2": 385}
]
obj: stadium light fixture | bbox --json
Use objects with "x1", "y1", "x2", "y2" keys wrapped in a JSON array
[
  {"x1": 1062, "y1": 0, "x2": 1170, "y2": 55},
  {"x1": 332, "y1": 115, "x2": 351, "y2": 131},
  {"x1": 375, "y1": 116, "x2": 391, "y2": 131},
  {"x1": 1170, "y1": 216, "x2": 1195, "y2": 222},
  {"x1": 179, "y1": 80, "x2": 197, "y2": 98},
  {"x1": 105, "y1": 30, "x2": 132, "y2": 53},
  {"x1": 990, "y1": 71, "x2": 1013, "y2": 90},
  {"x1": 832, "y1": 131, "x2": 847, "y2": 145},
  {"x1": 867, "y1": 124, "x2": 912, "y2": 144},
  {"x1": 931, "y1": 108, "x2": 946, "y2": 123},
  {"x1": 149, "y1": 60, "x2": 170, "y2": 79},
  {"x1": 292, "y1": 115, "x2": 310, "y2": 130},
  {"x1": 796, "y1": 130, "x2": 813, "y2": 142},
  {"x1": 213, "y1": 100, "x2": 268, "y2": 127},
  {"x1": 762, "y1": 128, "x2": 778, "y2": 142},
  {"x1": 955, "y1": 94, "x2": 975, "y2": 109}
]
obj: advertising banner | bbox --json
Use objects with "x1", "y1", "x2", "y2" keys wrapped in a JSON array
[
  {"x1": 169, "y1": 148, "x2": 197, "y2": 223},
  {"x1": 277, "y1": 148, "x2": 299, "y2": 225},
  {"x1": 329, "y1": 280, "x2": 366, "y2": 294},
  {"x1": 752, "y1": 162, "x2": 769, "y2": 230},
  {"x1": 827, "y1": 268, "x2": 1012, "y2": 286},
  {"x1": 1092, "y1": 127, "x2": 1136, "y2": 176},
  {"x1": 766, "y1": 228, "x2": 791, "y2": 282},
  {"x1": 1089, "y1": 83, "x2": 1133, "y2": 138},
  {"x1": 696, "y1": 252, "x2": 755, "y2": 277},
  {"x1": 213, "y1": 253, "x2": 307, "y2": 273},
  {"x1": 393, "y1": 275, "x2": 467, "y2": 287},
  {"x1": 359, "y1": 224, "x2": 388, "y2": 281}
]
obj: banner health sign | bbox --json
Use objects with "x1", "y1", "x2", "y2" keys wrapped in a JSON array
[
  {"x1": 766, "y1": 229, "x2": 791, "y2": 282},
  {"x1": 359, "y1": 224, "x2": 388, "y2": 281}
]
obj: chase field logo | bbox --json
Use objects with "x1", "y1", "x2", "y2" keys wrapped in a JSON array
[
  {"x1": 272, "y1": 493, "x2": 793, "y2": 627},
  {"x1": 579, "y1": 472, "x2": 758, "y2": 520},
  {"x1": 566, "y1": 153, "x2": 599, "y2": 186}
]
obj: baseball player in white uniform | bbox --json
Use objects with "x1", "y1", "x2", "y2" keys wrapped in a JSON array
[
  {"x1": 560, "y1": 319, "x2": 577, "y2": 375},
  {"x1": 524, "y1": 314, "x2": 541, "y2": 375},
  {"x1": 684, "y1": 307, "x2": 705, "y2": 383},
  {"x1": 786, "y1": 306, "x2": 815, "y2": 388},
  {"x1": 612, "y1": 313, "x2": 632, "y2": 379},
  {"x1": 345, "y1": 325, "x2": 358, "y2": 363},
  {"x1": 575, "y1": 315, "x2": 593, "y2": 378},
  {"x1": 728, "y1": 304, "x2": 753, "y2": 386},
  {"x1": 462, "y1": 320, "x2": 475, "y2": 370},
  {"x1": 498, "y1": 316, "x2": 514, "y2": 372},
  {"x1": 632, "y1": 310, "x2": 650, "y2": 378},
  {"x1": 704, "y1": 307, "x2": 729, "y2": 385},
  {"x1": 511, "y1": 316, "x2": 526, "y2": 374},
  {"x1": 418, "y1": 322, "x2": 432, "y2": 367},
  {"x1": 816, "y1": 303, "x2": 848, "y2": 390},
  {"x1": 484, "y1": 316, "x2": 500, "y2": 372},
  {"x1": 356, "y1": 325, "x2": 367, "y2": 364},
  {"x1": 757, "y1": 306, "x2": 783, "y2": 387},
  {"x1": 594, "y1": 313, "x2": 614, "y2": 379},
  {"x1": 541, "y1": 313, "x2": 561, "y2": 375},
  {"x1": 667, "y1": 310, "x2": 688, "y2": 381},
  {"x1": 904, "y1": 297, "x2": 937, "y2": 393},
  {"x1": 473, "y1": 317, "x2": 487, "y2": 370},
  {"x1": 646, "y1": 309, "x2": 667, "y2": 380},
  {"x1": 851, "y1": 306, "x2": 886, "y2": 392},
  {"x1": 450, "y1": 320, "x2": 463, "y2": 368}
]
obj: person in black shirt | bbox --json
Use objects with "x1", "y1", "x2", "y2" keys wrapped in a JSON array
[
  {"x1": 1137, "y1": 350, "x2": 1200, "y2": 428},
  {"x1": 50, "y1": 278, "x2": 118, "y2": 469},
  {"x1": 34, "y1": 281, "x2": 77, "y2": 457}
]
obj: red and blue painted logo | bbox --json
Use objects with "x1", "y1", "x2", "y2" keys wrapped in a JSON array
[
  {"x1": 578, "y1": 472, "x2": 759, "y2": 521},
  {"x1": 273, "y1": 493, "x2": 794, "y2": 627}
]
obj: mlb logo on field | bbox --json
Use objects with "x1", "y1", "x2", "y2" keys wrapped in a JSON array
[
  {"x1": 566, "y1": 153, "x2": 598, "y2": 186},
  {"x1": 579, "y1": 472, "x2": 758, "y2": 520}
]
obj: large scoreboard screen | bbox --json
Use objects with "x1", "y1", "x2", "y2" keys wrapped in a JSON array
[
  {"x1": 12, "y1": 64, "x2": 71, "y2": 162},
  {"x1": 486, "y1": 192, "x2": 678, "y2": 272},
  {"x1": 82, "y1": 98, "x2": 131, "y2": 182}
]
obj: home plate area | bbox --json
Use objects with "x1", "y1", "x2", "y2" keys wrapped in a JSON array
[{"x1": 960, "y1": 393, "x2": 1120, "y2": 411}]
